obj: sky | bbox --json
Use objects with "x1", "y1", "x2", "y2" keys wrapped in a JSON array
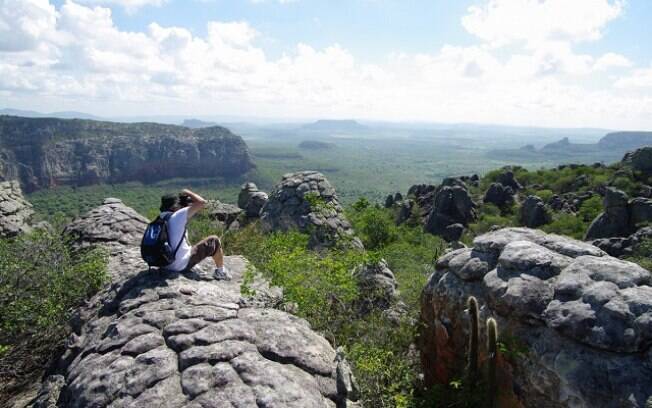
[{"x1": 1, "y1": 0, "x2": 652, "y2": 129}]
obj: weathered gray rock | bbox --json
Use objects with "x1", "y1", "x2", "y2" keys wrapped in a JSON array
[
  {"x1": 260, "y1": 171, "x2": 363, "y2": 250},
  {"x1": 0, "y1": 180, "x2": 34, "y2": 238},
  {"x1": 206, "y1": 200, "x2": 243, "y2": 229},
  {"x1": 420, "y1": 227, "x2": 652, "y2": 407},
  {"x1": 520, "y1": 195, "x2": 550, "y2": 228},
  {"x1": 353, "y1": 259, "x2": 398, "y2": 312},
  {"x1": 384, "y1": 194, "x2": 395, "y2": 209},
  {"x1": 622, "y1": 147, "x2": 652, "y2": 175},
  {"x1": 41, "y1": 201, "x2": 359, "y2": 408},
  {"x1": 238, "y1": 182, "x2": 269, "y2": 218},
  {"x1": 585, "y1": 188, "x2": 652, "y2": 240},
  {"x1": 63, "y1": 198, "x2": 148, "y2": 255},
  {"x1": 483, "y1": 182, "x2": 514, "y2": 208},
  {"x1": 593, "y1": 227, "x2": 652, "y2": 258},
  {"x1": 395, "y1": 199, "x2": 414, "y2": 226},
  {"x1": 496, "y1": 170, "x2": 523, "y2": 191},
  {"x1": 424, "y1": 184, "x2": 477, "y2": 241}
]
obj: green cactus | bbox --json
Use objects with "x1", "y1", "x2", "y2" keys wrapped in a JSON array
[
  {"x1": 466, "y1": 296, "x2": 479, "y2": 385},
  {"x1": 486, "y1": 317, "x2": 498, "y2": 408}
]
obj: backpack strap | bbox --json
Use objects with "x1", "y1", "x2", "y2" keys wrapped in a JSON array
[{"x1": 161, "y1": 212, "x2": 187, "y2": 259}]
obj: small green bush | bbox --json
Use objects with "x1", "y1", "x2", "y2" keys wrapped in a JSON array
[
  {"x1": 578, "y1": 196, "x2": 602, "y2": 223},
  {"x1": 543, "y1": 213, "x2": 587, "y2": 239}
]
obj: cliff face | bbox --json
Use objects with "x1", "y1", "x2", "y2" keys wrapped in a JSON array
[
  {"x1": 598, "y1": 131, "x2": 652, "y2": 150},
  {"x1": 0, "y1": 116, "x2": 255, "y2": 192}
]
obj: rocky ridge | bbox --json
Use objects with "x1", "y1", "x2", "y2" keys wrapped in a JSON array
[
  {"x1": 35, "y1": 199, "x2": 359, "y2": 407},
  {"x1": 0, "y1": 116, "x2": 254, "y2": 192},
  {"x1": 420, "y1": 227, "x2": 652, "y2": 407},
  {"x1": 0, "y1": 180, "x2": 34, "y2": 238}
]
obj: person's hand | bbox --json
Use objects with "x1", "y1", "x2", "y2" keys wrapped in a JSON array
[{"x1": 181, "y1": 188, "x2": 192, "y2": 196}]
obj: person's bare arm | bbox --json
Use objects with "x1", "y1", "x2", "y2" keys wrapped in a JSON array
[{"x1": 182, "y1": 189, "x2": 207, "y2": 219}]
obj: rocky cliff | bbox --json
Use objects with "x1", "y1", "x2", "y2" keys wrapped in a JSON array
[
  {"x1": 0, "y1": 180, "x2": 34, "y2": 238},
  {"x1": 33, "y1": 199, "x2": 358, "y2": 407},
  {"x1": 0, "y1": 116, "x2": 254, "y2": 192}
]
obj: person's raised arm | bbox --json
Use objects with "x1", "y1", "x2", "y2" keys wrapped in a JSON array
[{"x1": 182, "y1": 189, "x2": 207, "y2": 219}]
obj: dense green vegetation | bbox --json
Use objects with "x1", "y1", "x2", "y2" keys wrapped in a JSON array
[{"x1": 0, "y1": 229, "x2": 108, "y2": 396}]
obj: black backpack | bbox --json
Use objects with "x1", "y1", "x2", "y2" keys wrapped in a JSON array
[{"x1": 140, "y1": 213, "x2": 185, "y2": 268}]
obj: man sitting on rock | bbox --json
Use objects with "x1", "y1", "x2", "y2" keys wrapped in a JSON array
[{"x1": 160, "y1": 189, "x2": 229, "y2": 280}]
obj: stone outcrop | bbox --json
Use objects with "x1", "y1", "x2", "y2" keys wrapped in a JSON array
[
  {"x1": 585, "y1": 188, "x2": 652, "y2": 240},
  {"x1": 483, "y1": 183, "x2": 514, "y2": 208},
  {"x1": 39, "y1": 200, "x2": 359, "y2": 407},
  {"x1": 519, "y1": 195, "x2": 550, "y2": 228},
  {"x1": 237, "y1": 183, "x2": 268, "y2": 218},
  {"x1": 495, "y1": 170, "x2": 522, "y2": 191},
  {"x1": 353, "y1": 259, "x2": 398, "y2": 313},
  {"x1": 420, "y1": 227, "x2": 652, "y2": 407},
  {"x1": 593, "y1": 226, "x2": 652, "y2": 258},
  {"x1": 206, "y1": 200, "x2": 243, "y2": 230},
  {"x1": 0, "y1": 116, "x2": 254, "y2": 192},
  {"x1": 424, "y1": 179, "x2": 477, "y2": 241},
  {"x1": 0, "y1": 180, "x2": 34, "y2": 237},
  {"x1": 63, "y1": 198, "x2": 148, "y2": 254},
  {"x1": 260, "y1": 171, "x2": 363, "y2": 250}
]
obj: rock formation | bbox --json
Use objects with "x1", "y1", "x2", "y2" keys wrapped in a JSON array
[
  {"x1": 38, "y1": 200, "x2": 359, "y2": 407},
  {"x1": 519, "y1": 195, "x2": 550, "y2": 228},
  {"x1": 0, "y1": 116, "x2": 254, "y2": 192},
  {"x1": 622, "y1": 147, "x2": 652, "y2": 176},
  {"x1": 420, "y1": 227, "x2": 652, "y2": 407},
  {"x1": 63, "y1": 198, "x2": 148, "y2": 255},
  {"x1": 206, "y1": 200, "x2": 243, "y2": 230},
  {"x1": 585, "y1": 188, "x2": 652, "y2": 240},
  {"x1": 237, "y1": 183, "x2": 269, "y2": 218},
  {"x1": 0, "y1": 180, "x2": 34, "y2": 238},
  {"x1": 495, "y1": 170, "x2": 522, "y2": 191},
  {"x1": 424, "y1": 179, "x2": 477, "y2": 241},
  {"x1": 260, "y1": 171, "x2": 363, "y2": 250},
  {"x1": 352, "y1": 259, "x2": 398, "y2": 313},
  {"x1": 593, "y1": 226, "x2": 652, "y2": 258},
  {"x1": 483, "y1": 183, "x2": 515, "y2": 208}
]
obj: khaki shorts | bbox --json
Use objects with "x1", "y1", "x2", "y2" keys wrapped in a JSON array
[{"x1": 186, "y1": 235, "x2": 221, "y2": 270}]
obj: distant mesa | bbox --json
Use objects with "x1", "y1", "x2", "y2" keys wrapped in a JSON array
[
  {"x1": 182, "y1": 118, "x2": 219, "y2": 128},
  {"x1": 298, "y1": 140, "x2": 335, "y2": 150},
  {"x1": 0, "y1": 116, "x2": 254, "y2": 192},
  {"x1": 490, "y1": 131, "x2": 652, "y2": 160},
  {"x1": 301, "y1": 119, "x2": 368, "y2": 133}
]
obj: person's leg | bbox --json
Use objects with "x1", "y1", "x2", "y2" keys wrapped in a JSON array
[
  {"x1": 211, "y1": 236, "x2": 224, "y2": 268},
  {"x1": 186, "y1": 235, "x2": 224, "y2": 270}
]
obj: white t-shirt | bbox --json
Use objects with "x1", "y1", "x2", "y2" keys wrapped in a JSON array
[{"x1": 163, "y1": 207, "x2": 192, "y2": 271}]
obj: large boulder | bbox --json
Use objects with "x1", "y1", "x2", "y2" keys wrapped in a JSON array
[
  {"x1": 41, "y1": 201, "x2": 359, "y2": 407},
  {"x1": 483, "y1": 183, "x2": 515, "y2": 208},
  {"x1": 63, "y1": 198, "x2": 148, "y2": 253},
  {"x1": 622, "y1": 147, "x2": 652, "y2": 175},
  {"x1": 424, "y1": 183, "x2": 477, "y2": 240},
  {"x1": 206, "y1": 200, "x2": 243, "y2": 229},
  {"x1": 353, "y1": 259, "x2": 398, "y2": 312},
  {"x1": 420, "y1": 227, "x2": 652, "y2": 407},
  {"x1": 260, "y1": 171, "x2": 363, "y2": 250},
  {"x1": 496, "y1": 170, "x2": 522, "y2": 191},
  {"x1": 0, "y1": 180, "x2": 34, "y2": 238},
  {"x1": 519, "y1": 195, "x2": 550, "y2": 228},
  {"x1": 593, "y1": 226, "x2": 652, "y2": 258},
  {"x1": 585, "y1": 188, "x2": 640, "y2": 240},
  {"x1": 238, "y1": 183, "x2": 269, "y2": 218}
]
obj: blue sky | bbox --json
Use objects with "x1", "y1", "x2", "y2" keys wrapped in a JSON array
[{"x1": 2, "y1": 0, "x2": 652, "y2": 128}]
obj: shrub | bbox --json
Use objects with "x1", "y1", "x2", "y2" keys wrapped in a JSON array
[
  {"x1": 0, "y1": 230, "x2": 108, "y2": 394},
  {"x1": 578, "y1": 196, "x2": 602, "y2": 223},
  {"x1": 535, "y1": 189, "x2": 554, "y2": 203},
  {"x1": 542, "y1": 213, "x2": 586, "y2": 239},
  {"x1": 349, "y1": 206, "x2": 398, "y2": 250}
]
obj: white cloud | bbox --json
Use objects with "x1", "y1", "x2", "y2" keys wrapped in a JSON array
[
  {"x1": 593, "y1": 52, "x2": 632, "y2": 71},
  {"x1": 462, "y1": 0, "x2": 624, "y2": 48},
  {"x1": 0, "y1": 0, "x2": 650, "y2": 128},
  {"x1": 75, "y1": 0, "x2": 167, "y2": 14}
]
